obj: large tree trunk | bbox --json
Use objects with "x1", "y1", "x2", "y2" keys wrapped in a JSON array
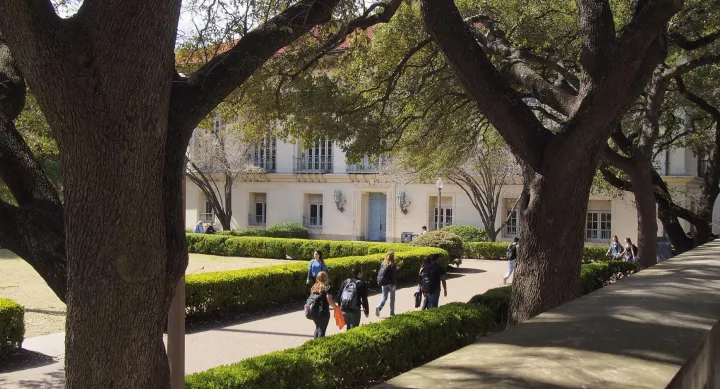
[
  {"x1": 511, "y1": 162, "x2": 594, "y2": 323},
  {"x1": 630, "y1": 161, "x2": 658, "y2": 268},
  {"x1": 63, "y1": 116, "x2": 173, "y2": 387},
  {"x1": 0, "y1": 1, "x2": 184, "y2": 386}
]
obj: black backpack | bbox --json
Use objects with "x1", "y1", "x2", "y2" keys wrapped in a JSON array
[
  {"x1": 377, "y1": 264, "x2": 389, "y2": 286},
  {"x1": 506, "y1": 243, "x2": 517, "y2": 260},
  {"x1": 340, "y1": 279, "x2": 360, "y2": 310},
  {"x1": 631, "y1": 244, "x2": 638, "y2": 256},
  {"x1": 304, "y1": 293, "x2": 322, "y2": 320},
  {"x1": 419, "y1": 268, "x2": 432, "y2": 293}
]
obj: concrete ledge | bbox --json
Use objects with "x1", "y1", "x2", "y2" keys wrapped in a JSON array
[{"x1": 374, "y1": 241, "x2": 720, "y2": 389}]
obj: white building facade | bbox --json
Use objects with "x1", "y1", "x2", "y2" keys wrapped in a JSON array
[{"x1": 186, "y1": 136, "x2": 714, "y2": 245}]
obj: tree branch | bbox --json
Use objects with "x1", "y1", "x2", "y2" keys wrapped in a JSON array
[
  {"x1": 171, "y1": 0, "x2": 341, "y2": 134},
  {"x1": 664, "y1": 54, "x2": 720, "y2": 79},
  {"x1": 670, "y1": 30, "x2": 720, "y2": 51},
  {"x1": 418, "y1": 0, "x2": 552, "y2": 171},
  {"x1": 576, "y1": 0, "x2": 616, "y2": 84}
]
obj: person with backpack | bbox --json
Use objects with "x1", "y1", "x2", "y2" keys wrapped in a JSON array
[
  {"x1": 418, "y1": 256, "x2": 433, "y2": 310},
  {"x1": 425, "y1": 254, "x2": 447, "y2": 309},
  {"x1": 503, "y1": 237, "x2": 519, "y2": 285},
  {"x1": 306, "y1": 250, "x2": 328, "y2": 285},
  {"x1": 375, "y1": 251, "x2": 397, "y2": 317},
  {"x1": 305, "y1": 271, "x2": 337, "y2": 338},
  {"x1": 336, "y1": 265, "x2": 369, "y2": 330},
  {"x1": 622, "y1": 237, "x2": 638, "y2": 262}
]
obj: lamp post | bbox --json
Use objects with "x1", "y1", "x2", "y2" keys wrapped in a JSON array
[{"x1": 436, "y1": 178, "x2": 443, "y2": 230}]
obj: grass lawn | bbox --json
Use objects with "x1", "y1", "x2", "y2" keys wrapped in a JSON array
[{"x1": 0, "y1": 249, "x2": 284, "y2": 337}]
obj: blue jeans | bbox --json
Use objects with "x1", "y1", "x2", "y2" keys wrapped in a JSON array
[
  {"x1": 343, "y1": 309, "x2": 362, "y2": 330},
  {"x1": 427, "y1": 288, "x2": 441, "y2": 309},
  {"x1": 504, "y1": 260, "x2": 516, "y2": 280},
  {"x1": 377, "y1": 285, "x2": 396, "y2": 315}
]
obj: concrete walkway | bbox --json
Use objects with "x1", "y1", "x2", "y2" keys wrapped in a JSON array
[
  {"x1": 374, "y1": 242, "x2": 720, "y2": 389},
  {"x1": 0, "y1": 259, "x2": 507, "y2": 388}
]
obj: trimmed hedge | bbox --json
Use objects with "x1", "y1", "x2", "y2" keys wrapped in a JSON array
[
  {"x1": 464, "y1": 242, "x2": 611, "y2": 263},
  {"x1": 468, "y1": 261, "x2": 638, "y2": 328},
  {"x1": 185, "y1": 303, "x2": 493, "y2": 389},
  {"x1": 441, "y1": 225, "x2": 488, "y2": 242},
  {"x1": 186, "y1": 234, "x2": 233, "y2": 255},
  {"x1": 185, "y1": 247, "x2": 448, "y2": 318},
  {"x1": 215, "y1": 222, "x2": 310, "y2": 239},
  {"x1": 224, "y1": 237, "x2": 412, "y2": 260},
  {"x1": 0, "y1": 298, "x2": 24, "y2": 356},
  {"x1": 186, "y1": 234, "x2": 411, "y2": 260},
  {"x1": 410, "y1": 231, "x2": 464, "y2": 265}
]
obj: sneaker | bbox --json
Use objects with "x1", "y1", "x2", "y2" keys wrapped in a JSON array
[{"x1": 375, "y1": 307, "x2": 380, "y2": 317}]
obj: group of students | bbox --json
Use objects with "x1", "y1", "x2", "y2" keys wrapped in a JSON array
[
  {"x1": 304, "y1": 250, "x2": 448, "y2": 338},
  {"x1": 605, "y1": 235, "x2": 638, "y2": 262},
  {"x1": 193, "y1": 220, "x2": 216, "y2": 234}
]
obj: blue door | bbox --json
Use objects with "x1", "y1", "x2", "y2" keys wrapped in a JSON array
[{"x1": 368, "y1": 193, "x2": 387, "y2": 241}]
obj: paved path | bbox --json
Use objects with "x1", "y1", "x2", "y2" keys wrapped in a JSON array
[{"x1": 0, "y1": 259, "x2": 507, "y2": 388}]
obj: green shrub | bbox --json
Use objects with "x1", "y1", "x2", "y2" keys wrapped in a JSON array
[
  {"x1": 583, "y1": 246, "x2": 610, "y2": 263},
  {"x1": 195, "y1": 235, "x2": 413, "y2": 260},
  {"x1": 0, "y1": 298, "x2": 24, "y2": 356},
  {"x1": 442, "y1": 225, "x2": 488, "y2": 242},
  {"x1": 185, "y1": 247, "x2": 447, "y2": 318},
  {"x1": 468, "y1": 286, "x2": 511, "y2": 330},
  {"x1": 464, "y1": 242, "x2": 507, "y2": 260},
  {"x1": 468, "y1": 261, "x2": 639, "y2": 326},
  {"x1": 186, "y1": 233, "x2": 232, "y2": 255},
  {"x1": 266, "y1": 222, "x2": 310, "y2": 239},
  {"x1": 579, "y1": 261, "x2": 638, "y2": 295},
  {"x1": 464, "y1": 242, "x2": 616, "y2": 264},
  {"x1": 410, "y1": 231, "x2": 464, "y2": 266},
  {"x1": 185, "y1": 303, "x2": 492, "y2": 389}
]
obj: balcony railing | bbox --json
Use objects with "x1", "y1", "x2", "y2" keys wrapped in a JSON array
[
  {"x1": 251, "y1": 158, "x2": 276, "y2": 173},
  {"x1": 303, "y1": 216, "x2": 323, "y2": 229},
  {"x1": 248, "y1": 214, "x2": 266, "y2": 227},
  {"x1": 347, "y1": 156, "x2": 384, "y2": 174},
  {"x1": 294, "y1": 157, "x2": 332, "y2": 173}
]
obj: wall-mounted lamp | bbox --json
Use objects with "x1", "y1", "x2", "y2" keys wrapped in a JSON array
[
  {"x1": 334, "y1": 189, "x2": 346, "y2": 212},
  {"x1": 397, "y1": 191, "x2": 411, "y2": 215}
]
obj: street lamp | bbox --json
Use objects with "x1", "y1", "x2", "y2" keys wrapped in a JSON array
[{"x1": 436, "y1": 178, "x2": 444, "y2": 230}]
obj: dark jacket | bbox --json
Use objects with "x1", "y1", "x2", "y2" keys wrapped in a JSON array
[{"x1": 337, "y1": 277, "x2": 369, "y2": 314}]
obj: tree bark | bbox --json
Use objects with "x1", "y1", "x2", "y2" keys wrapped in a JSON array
[
  {"x1": 629, "y1": 160, "x2": 658, "y2": 268},
  {"x1": 511, "y1": 160, "x2": 595, "y2": 323}
]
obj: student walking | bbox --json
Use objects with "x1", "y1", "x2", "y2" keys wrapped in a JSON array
[
  {"x1": 375, "y1": 251, "x2": 397, "y2": 317},
  {"x1": 606, "y1": 236, "x2": 624, "y2": 261},
  {"x1": 425, "y1": 254, "x2": 447, "y2": 309},
  {"x1": 623, "y1": 238, "x2": 638, "y2": 262},
  {"x1": 193, "y1": 220, "x2": 204, "y2": 233},
  {"x1": 337, "y1": 265, "x2": 369, "y2": 330},
  {"x1": 503, "y1": 237, "x2": 519, "y2": 285},
  {"x1": 418, "y1": 256, "x2": 433, "y2": 310},
  {"x1": 305, "y1": 271, "x2": 337, "y2": 338},
  {"x1": 306, "y1": 250, "x2": 328, "y2": 285}
]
